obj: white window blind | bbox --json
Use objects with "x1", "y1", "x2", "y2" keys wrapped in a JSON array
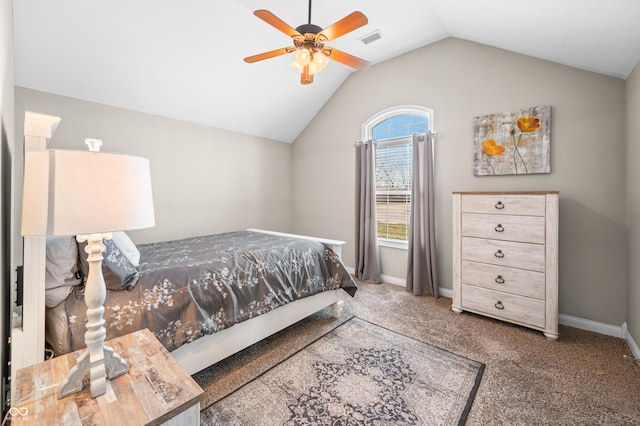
[{"x1": 375, "y1": 136, "x2": 412, "y2": 243}]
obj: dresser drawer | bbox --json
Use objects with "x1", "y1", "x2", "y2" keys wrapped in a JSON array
[
  {"x1": 462, "y1": 194, "x2": 546, "y2": 216},
  {"x1": 462, "y1": 213, "x2": 546, "y2": 244},
  {"x1": 461, "y1": 284, "x2": 546, "y2": 328},
  {"x1": 461, "y1": 237, "x2": 545, "y2": 272},
  {"x1": 461, "y1": 260, "x2": 545, "y2": 299}
]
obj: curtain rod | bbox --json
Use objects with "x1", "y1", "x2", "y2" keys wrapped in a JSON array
[
  {"x1": 354, "y1": 130, "x2": 438, "y2": 147},
  {"x1": 414, "y1": 131, "x2": 439, "y2": 142}
]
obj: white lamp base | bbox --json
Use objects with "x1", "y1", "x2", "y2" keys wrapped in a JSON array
[{"x1": 58, "y1": 233, "x2": 129, "y2": 398}]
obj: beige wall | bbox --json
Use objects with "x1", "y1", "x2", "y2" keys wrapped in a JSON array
[
  {"x1": 626, "y1": 63, "x2": 640, "y2": 346},
  {"x1": 1, "y1": 0, "x2": 14, "y2": 409},
  {"x1": 292, "y1": 37, "x2": 627, "y2": 326},
  {"x1": 13, "y1": 87, "x2": 294, "y2": 253}
]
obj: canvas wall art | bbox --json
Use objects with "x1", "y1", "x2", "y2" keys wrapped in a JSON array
[{"x1": 473, "y1": 105, "x2": 551, "y2": 176}]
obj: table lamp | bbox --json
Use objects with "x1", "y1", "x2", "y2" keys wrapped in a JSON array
[{"x1": 21, "y1": 147, "x2": 155, "y2": 398}]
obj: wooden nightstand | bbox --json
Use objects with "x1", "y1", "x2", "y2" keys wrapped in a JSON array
[{"x1": 11, "y1": 328, "x2": 204, "y2": 425}]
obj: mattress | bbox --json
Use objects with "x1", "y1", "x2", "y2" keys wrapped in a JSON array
[{"x1": 45, "y1": 230, "x2": 357, "y2": 356}]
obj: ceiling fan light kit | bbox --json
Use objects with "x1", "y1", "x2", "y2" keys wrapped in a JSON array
[
  {"x1": 291, "y1": 48, "x2": 329, "y2": 76},
  {"x1": 244, "y1": 0, "x2": 371, "y2": 85}
]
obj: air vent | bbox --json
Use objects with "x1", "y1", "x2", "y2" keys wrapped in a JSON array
[{"x1": 359, "y1": 30, "x2": 383, "y2": 45}]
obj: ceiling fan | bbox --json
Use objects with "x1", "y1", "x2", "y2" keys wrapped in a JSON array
[{"x1": 243, "y1": 0, "x2": 371, "y2": 85}]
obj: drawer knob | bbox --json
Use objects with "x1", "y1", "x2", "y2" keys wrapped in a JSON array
[
  {"x1": 495, "y1": 224, "x2": 504, "y2": 232},
  {"x1": 495, "y1": 275, "x2": 505, "y2": 284},
  {"x1": 495, "y1": 301, "x2": 505, "y2": 310},
  {"x1": 495, "y1": 201, "x2": 505, "y2": 209},
  {"x1": 494, "y1": 250, "x2": 505, "y2": 258}
]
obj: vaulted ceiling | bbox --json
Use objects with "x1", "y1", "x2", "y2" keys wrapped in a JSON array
[{"x1": 12, "y1": 0, "x2": 640, "y2": 143}]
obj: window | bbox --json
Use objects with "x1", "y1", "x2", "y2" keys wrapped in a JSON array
[
  {"x1": 375, "y1": 137, "x2": 413, "y2": 243},
  {"x1": 362, "y1": 106, "x2": 433, "y2": 248}
]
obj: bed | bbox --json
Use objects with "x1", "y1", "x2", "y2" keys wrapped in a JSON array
[
  {"x1": 44, "y1": 229, "x2": 356, "y2": 374},
  {"x1": 12, "y1": 113, "x2": 356, "y2": 394}
]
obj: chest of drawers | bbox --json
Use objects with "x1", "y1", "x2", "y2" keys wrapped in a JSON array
[{"x1": 452, "y1": 191, "x2": 559, "y2": 339}]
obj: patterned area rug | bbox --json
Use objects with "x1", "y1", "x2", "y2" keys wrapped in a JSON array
[{"x1": 200, "y1": 317, "x2": 484, "y2": 425}]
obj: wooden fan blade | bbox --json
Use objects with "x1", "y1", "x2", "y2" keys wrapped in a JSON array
[
  {"x1": 254, "y1": 10, "x2": 301, "y2": 38},
  {"x1": 244, "y1": 47, "x2": 295, "y2": 63},
  {"x1": 317, "y1": 11, "x2": 368, "y2": 42},
  {"x1": 325, "y1": 48, "x2": 371, "y2": 71}
]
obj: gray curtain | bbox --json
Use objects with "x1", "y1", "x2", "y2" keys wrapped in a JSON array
[
  {"x1": 406, "y1": 132, "x2": 439, "y2": 296},
  {"x1": 355, "y1": 141, "x2": 382, "y2": 283}
]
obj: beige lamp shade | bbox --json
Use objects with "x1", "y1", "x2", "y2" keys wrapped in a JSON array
[{"x1": 22, "y1": 149, "x2": 155, "y2": 236}]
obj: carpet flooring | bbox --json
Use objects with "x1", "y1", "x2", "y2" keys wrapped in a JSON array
[{"x1": 194, "y1": 281, "x2": 640, "y2": 425}]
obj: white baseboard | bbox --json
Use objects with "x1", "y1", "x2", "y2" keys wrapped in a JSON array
[
  {"x1": 558, "y1": 313, "x2": 624, "y2": 338},
  {"x1": 348, "y1": 270, "x2": 481, "y2": 301},
  {"x1": 380, "y1": 275, "x2": 454, "y2": 298},
  {"x1": 346, "y1": 269, "x2": 406, "y2": 288},
  {"x1": 622, "y1": 323, "x2": 640, "y2": 360},
  {"x1": 381, "y1": 274, "x2": 405, "y2": 287},
  {"x1": 438, "y1": 287, "x2": 453, "y2": 298}
]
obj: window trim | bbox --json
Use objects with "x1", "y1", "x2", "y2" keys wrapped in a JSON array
[{"x1": 362, "y1": 105, "x2": 434, "y2": 250}]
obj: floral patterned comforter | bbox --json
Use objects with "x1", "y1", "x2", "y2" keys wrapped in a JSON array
[{"x1": 64, "y1": 230, "x2": 357, "y2": 353}]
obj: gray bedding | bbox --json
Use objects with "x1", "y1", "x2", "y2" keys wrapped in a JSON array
[{"x1": 63, "y1": 230, "x2": 357, "y2": 353}]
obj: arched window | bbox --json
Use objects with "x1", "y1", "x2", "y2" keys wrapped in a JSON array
[{"x1": 362, "y1": 106, "x2": 434, "y2": 248}]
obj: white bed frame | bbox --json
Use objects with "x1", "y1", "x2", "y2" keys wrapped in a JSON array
[
  {"x1": 11, "y1": 112, "x2": 347, "y2": 396},
  {"x1": 172, "y1": 229, "x2": 346, "y2": 375}
]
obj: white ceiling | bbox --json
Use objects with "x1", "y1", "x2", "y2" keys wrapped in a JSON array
[{"x1": 12, "y1": 0, "x2": 640, "y2": 143}]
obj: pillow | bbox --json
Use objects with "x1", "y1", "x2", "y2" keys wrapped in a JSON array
[
  {"x1": 45, "y1": 285, "x2": 74, "y2": 308},
  {"x1": 111, "y1": 231, "x2": 140, "y2": 267},
  {"x1": 78, "y1": 237, "x2": 140, "y2": 291},
  {"x1": 45, "y1": 236, "x2": 82, "y2": 290}
]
